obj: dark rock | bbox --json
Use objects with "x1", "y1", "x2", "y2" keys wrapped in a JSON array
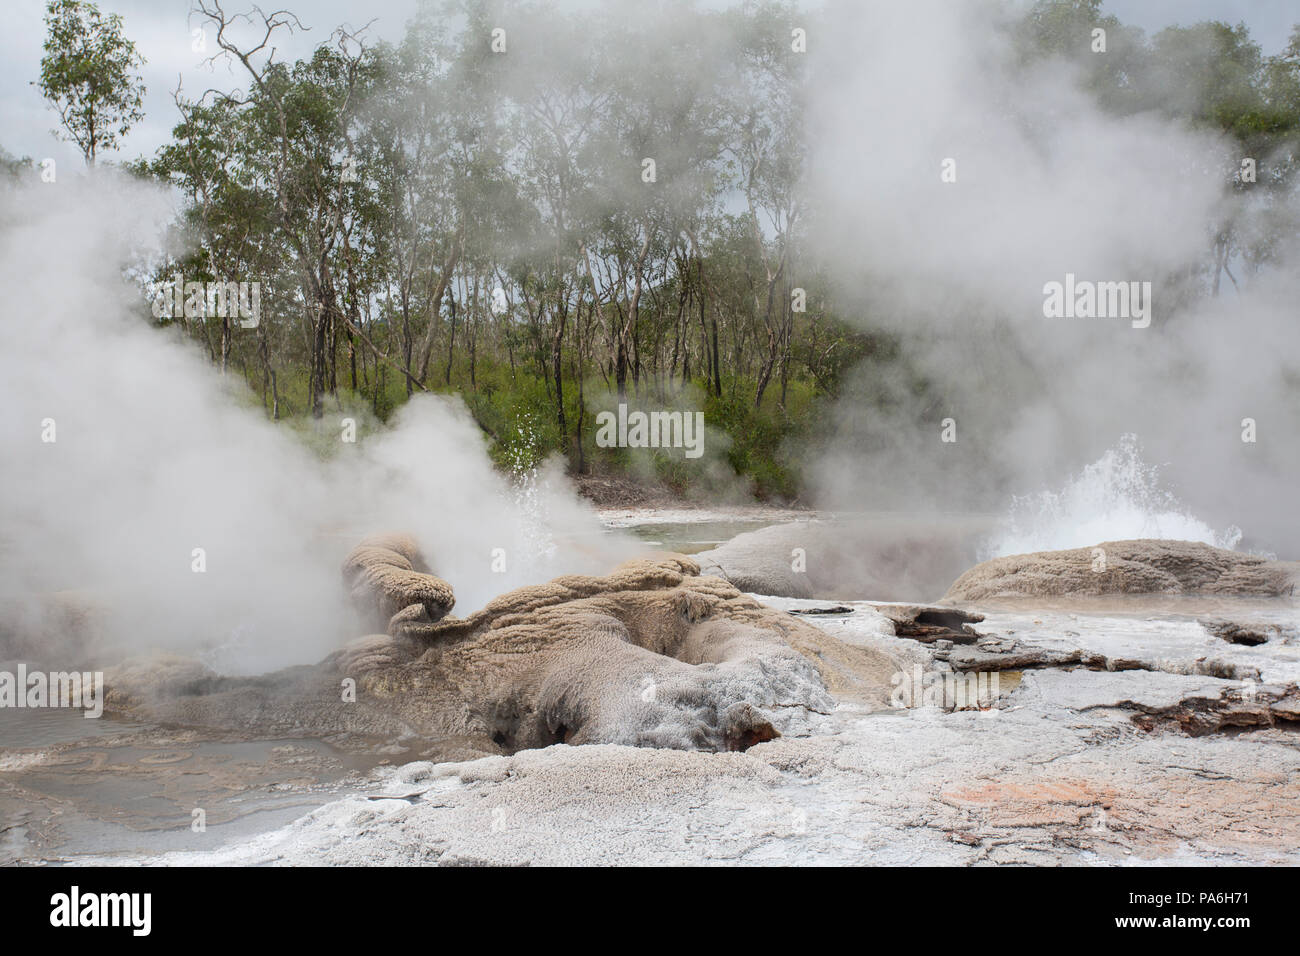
[{"x1": 1201, "y1": 619, "x2": 1272, "y2": 646}]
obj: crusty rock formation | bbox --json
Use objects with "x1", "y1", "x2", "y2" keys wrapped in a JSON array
[
  {"x1": 341, "y1": 532, "x2": 455, "y2": 632},
  {"x1": 105, "y1": 536, "x2": 902, "y2": 757},
  {"x1": 943, "y1": 539, "x2": 1300, "y2": 603}
]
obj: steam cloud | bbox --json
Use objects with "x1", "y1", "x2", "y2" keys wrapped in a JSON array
[
  {"x1": 3, "y1": 1, "x2": 1297, "y2": 681},
  {"x1": 0, "y1": 173, "x2": 634, "y2": 674},
  {"x1": 802, "y1": 0, "x2": 1299, "y2": 557}
]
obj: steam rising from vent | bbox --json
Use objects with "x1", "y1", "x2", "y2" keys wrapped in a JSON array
[
  {"x1": 800, "y1": 0, "x2": 1300, "y2": 558},
  {"x1": 0, "y1": 173, "x2": 634, "y2": 675},
  {"x1": 3, "y1": 0, "x2": 1299, "y2": 686}
]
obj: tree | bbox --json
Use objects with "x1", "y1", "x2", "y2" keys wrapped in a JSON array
[
  {"x1": 35, "y1": 0, "x2": 145, "y2": 166},
  {"x1": 720, "y1": 0, "x2": 806, "y2": 409},
  {"x1": 189, "y1": 1, "x2": 374, "y2": 418}
]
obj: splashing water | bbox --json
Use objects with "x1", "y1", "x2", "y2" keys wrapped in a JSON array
[
  {"x1": 986, "y1": 434, "x2": 1242, "y2": 558},
  {"x1": 506, "y1": 416, "x2": 559, "y2": 573}
]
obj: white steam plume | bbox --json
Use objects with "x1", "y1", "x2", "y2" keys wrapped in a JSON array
[
  {"x1": 801, "y1": 0, "x2": 1300, "y2": 557},
  {"x1": 0, "y1": 171, "x2": 635, "y2": 674}
]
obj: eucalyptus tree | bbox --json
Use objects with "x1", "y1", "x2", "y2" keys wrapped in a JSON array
[
  {"x1": 588, "y1": 0, "x2": 729, "y2": 400},
  {"x1": 492, "y1": 1, "x2": 612, "y2": 455},
  {"x1": 718, "y1": 0, "x2": 808, "y2": 408},
  {"x1": 182, "y1": 1, "x2": 374, "y2": 418},
  {"x1": 1019, "y1": 1, "x2": 1300, "y2": 295},
  {"x1": 149, "y1": 94, "x2": 279, "y2": 379},
  {"x1": 35, "y1": 0, "x2": 146, "y2": 166}
]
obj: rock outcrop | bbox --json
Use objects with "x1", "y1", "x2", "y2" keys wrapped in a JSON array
[
  {"x1": 943, "y1": 539, "x2": 1300, "y2": 602},
  {"x1": 105, "y1": 536, "x2": 903, "y2": 757},
  {"x1": 341, "y1": 532, "x2": 455, "y2": 632}
]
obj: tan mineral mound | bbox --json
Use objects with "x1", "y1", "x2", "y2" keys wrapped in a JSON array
[
  {"x1": 341, "y1": 531, "x2": 455, "y2": 631},
  {"x1": 105, "y1": 535, "x2": 900, "y2": 757},
  {"x1": 943, "y1": 539, "x2": 1300, "y2": 603}
]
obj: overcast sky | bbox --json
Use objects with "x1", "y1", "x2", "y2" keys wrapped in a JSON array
[{"x1": 2, "y1": 0, "x2": 1296, "y2": 170}]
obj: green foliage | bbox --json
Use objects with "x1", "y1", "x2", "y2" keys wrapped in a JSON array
[
  {"x1": 35, "y1": 0, "x2": 145, "y2": 164},
  {"x1": 0, "y1": 146, "x2": 33, "y2": 181},
  {"x1": 112, "y1": 0, "x2": 1300, "y2": 503},
  {"x1": 704, "y1": 384, "x2": 810, "y2": 500},
  {"x1": 1021, "y1": 0, "x2": 1300, "y2": 289},
  {"x1": 461, "y1": 368, "x2": 565, "y2": 473}
]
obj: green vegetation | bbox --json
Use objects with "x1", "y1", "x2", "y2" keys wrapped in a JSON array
[
  {"x1": 28, "y1": 0, "x2": 1300, "y2": 501},
  {"x1": 34, "y1": 0, "x2": 145, "y2": 166}
]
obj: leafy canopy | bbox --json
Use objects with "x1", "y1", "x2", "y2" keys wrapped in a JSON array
[{"x1": 35, "y1": 0, "x2": 145, "y2": 165}]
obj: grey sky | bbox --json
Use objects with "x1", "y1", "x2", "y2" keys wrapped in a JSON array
[
  {"x1": 2, "y1": 0, "x2": 1296, "y2": 169},
  {"x1": 2, "y1": 0, "x2": 421, "y2": 169},
  {"x1": 1107, "y1": 0, "x2": 1295, "y2": 53}
]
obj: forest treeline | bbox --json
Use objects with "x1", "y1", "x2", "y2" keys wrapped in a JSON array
[{"x1": 10, "y1": 0, "x2": 1300, "y2": 499}]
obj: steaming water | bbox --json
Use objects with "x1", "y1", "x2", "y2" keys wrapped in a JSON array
[
  {"x1": 625, "y1": 518, "x2": 787, "y2": 554},
  {"x1": 985, "y1": 434, "x2": 1243, "y2": 559}
]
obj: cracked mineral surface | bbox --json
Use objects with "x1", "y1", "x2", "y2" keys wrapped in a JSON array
[{"x1": 7, "y1": 533, "x2": 1299, "y2": 865}]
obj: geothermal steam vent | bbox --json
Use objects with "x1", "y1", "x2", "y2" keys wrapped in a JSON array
[{"x1": 108, "y1": 534, "x2": 898, "y2": 756}]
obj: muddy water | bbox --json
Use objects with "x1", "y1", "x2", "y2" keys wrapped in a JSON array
[
  {"x1": 0, "y1": 511, "x2": 779, "y2": 863},
  {"x1": 0, "y1": 709, "x2": 401, "y2": 863}
]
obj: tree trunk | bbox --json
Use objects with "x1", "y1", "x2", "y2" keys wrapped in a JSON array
[
  {"x1": 553, "y1": 298, "x2": 568, "y2": 458},
  {"x1": 444, "y1": 285, "x2": 457, "y2": 387}
]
